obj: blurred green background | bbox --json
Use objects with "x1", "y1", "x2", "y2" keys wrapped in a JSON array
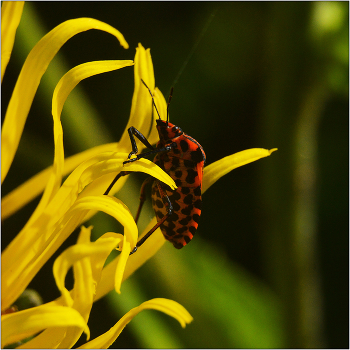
[{"x1": 2, "y1": 2, "x2": 348, "y2": 348}]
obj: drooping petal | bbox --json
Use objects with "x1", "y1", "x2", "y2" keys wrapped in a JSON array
[
  {"x1": 114, "y1": 234, "x2": 131, "y2": 294},
  {"x1": 77, "y1": 298, "x2": 193, "y2": 349},
  {"x1": 53, "y1": 60, "x2": 134, "y2": 123},
  {"x1": 51, "y1": 230, "x2": 124, "y2": 348},
  {"x1": 21, "y1": 228, "x2": 125, "y2": 349},
  {"x1": 95, "y1": 219, "x2": 165, "y2": 302},
  {"x1": 1, "y1": 1, "x2": 25, "y2": 82},
  {"x1": 18, "y1": 227, "x2": 94, "y2": 348},
  {"x1": 202, "y1": 148, "x2": 278, "y2": 193},
  {"x1": 57, "y1": 226, "x2": 96, "y2": 348},
  {"x1": 53, "y1": 234, "x2": 122, "y2": 307},
  {"x1": 1, "y1": 17, "x2": 128, "y2": 183},
  {"x1": 1, "y1": 305, "x2": 89, "y2": 348},
  {"x1": 43, "y1": 222, "x2": 167, "y2": 312}
]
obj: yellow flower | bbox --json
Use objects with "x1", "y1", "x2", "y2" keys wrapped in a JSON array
[{"x1": 1, "y1": 3, "x2": 277, "y2": 348}]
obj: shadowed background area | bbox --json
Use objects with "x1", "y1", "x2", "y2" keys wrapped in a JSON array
[{"x1": 2, "y1": 2, "x2": 348, "y2": 348}]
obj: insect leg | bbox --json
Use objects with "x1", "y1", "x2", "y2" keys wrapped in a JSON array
[
  {"x1": 104, "y1": 171, "x2": 130, "y2": 195},
  {"x1": 124, "y1": 143, "x2": 175, "y2": 164},
  {"x1": 125, "y1": 126, "x2": 176, "y2": 164},
  {"x1": 127, "y1": 126, "x2": 155, "y2": 159},
  {"x1": 130, "y1": 180, "x2": 173, "y2": 255},
  {"x1": 134, "y1": 176, "x2": 154, "y2": 224}
]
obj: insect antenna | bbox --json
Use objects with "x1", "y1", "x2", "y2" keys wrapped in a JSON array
[
  {"x1": 166, "y1": 87, "x2": 174, "y2": 123},
  {"x1": 169, "y1": 8, "x2": 217, "y2": 90},
  {"x1": 141, "y1": 79, "x2": 162, "y2": 120}
]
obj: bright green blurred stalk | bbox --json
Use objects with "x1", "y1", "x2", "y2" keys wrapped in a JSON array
[{"x1": 259, "y1": 2, "x2": 348, "y2": 348}]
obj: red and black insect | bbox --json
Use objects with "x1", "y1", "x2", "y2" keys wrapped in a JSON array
[{"x1": 104, "y1": 79, "x2": 206, "y2": 254}]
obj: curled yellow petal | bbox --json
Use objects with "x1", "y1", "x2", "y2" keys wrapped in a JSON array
[
  {"x1": 2, "y1": 17, "x2": 128, "y2": 183},
  {"x1": 202, "y1": 148, "x2": 278, "y2": 193},
  {"x1": 22, "y1": 229, "x2": 124, "y2": 349},
  {"x1": 1, "y1": 305, "x2": 90, "y2": 348},
  {"x1": 52, "y1": 60, "x2": 134, "y2": 121},
  {"x1": 53, "y1": 235, "x2": 122, "y2": 307},
  {"x1": 78, "y1": 298, "x2": 192, "y2": 349},
  {"x1": 1, "y1": 1, "x2": 25, "y2": 81},
  {"x1": 95, "y1": 219, "x2": 165, "y2": 302}
]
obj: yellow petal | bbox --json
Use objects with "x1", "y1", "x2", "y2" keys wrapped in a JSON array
[
  {"x1": 202, "y1": 148, "x2": 278, "y2": 193},
  {"x1": 1, "y1": 305, "x2": 90, "y2": 348},
  {"x1": 1, "y1": 1, "x2": 25, "y2": 81},
  {"x1": 49, "y1": 220, "x2": 165, "y2": 309},
  {"x1": 1, "y1": 17, "x2": 128, "y2": 183},
  {"x1": 118, "y1": 43, "x2": 156, "y2": 152},
  {"x1": 53, "y1": 234, "x2": 122, "y2": 307},
  {"x1": 114, "y1": 235, "x2": 131, "y2": 294},
  {"x1": 22, "y1": 228, "x2": 124, "y2": 349},
  {"x1": 59, "y1": 226, "x2": 95, "y2": 348},
  {"x1": 6, "y1": 195, "x2": 136, "y2": 308},
  {"x1": 95, "y1": 219, "x2": 165, "y2": 301},
  {"x1": 52, "y1": 60, "x2": 134, "y2": 121},
  {"x1": 1, "y1": 142, "x2": 118, "y2": 221},
  {"x1": 77, "y1": 298, "x2": 192, "y2": 349},
  {"x1": 31, "y1": 60, "x2": 134, "y2": 233}
]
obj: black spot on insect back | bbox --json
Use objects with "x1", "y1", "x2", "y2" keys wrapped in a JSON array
[
  {"x1": 191, "y1": 147, "x2": 205, "y2": 163},
  {"x1": 192, "y1": 213, "x2": 200, "y2": 223},
  {"x1": 181, "y1": 187, "x2": 191, "y2": 194},
  {"x1": 180, "y1": 139, "x2": 189, "y2": 152},
  {"x1": 175, "y1": 179, "x2": 182, "y2": 187},
  {"x1": 175, "y1": 170, "x2": 183, "y2": 178},
  {"x1": 185, "y1": 169, "x2": 198, "y2": 184},
  {"x1": 194, "y1": 186, "x2": 201, "y2": 196},
  {"x1": 189, "y1": 226, "x2": 196, "y2": 234},
  {"x1": 183, "y1": 159, "x2": 194, "y2": 168},
  {"x1": 171, "y1": 157, "x2": 180, "y2": 167},
  {"x1": 184, "y1": 235, "x2": 192, "y2": 243},
  {"x1": 155, "y1": 199, "x2": 163, "y2": 209},
  {"x1": 184, "y1": 194, "x2": 194, "y2": 205},
  {"x1": 176, "y1": 226, "x2": 188, "y2": 234},
  {"x1": 181, "y1": 206, "x2": 192, "y2": 216},
  {"x1": 193, "y1": 199, "x2": 202, "y2": 209}
]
